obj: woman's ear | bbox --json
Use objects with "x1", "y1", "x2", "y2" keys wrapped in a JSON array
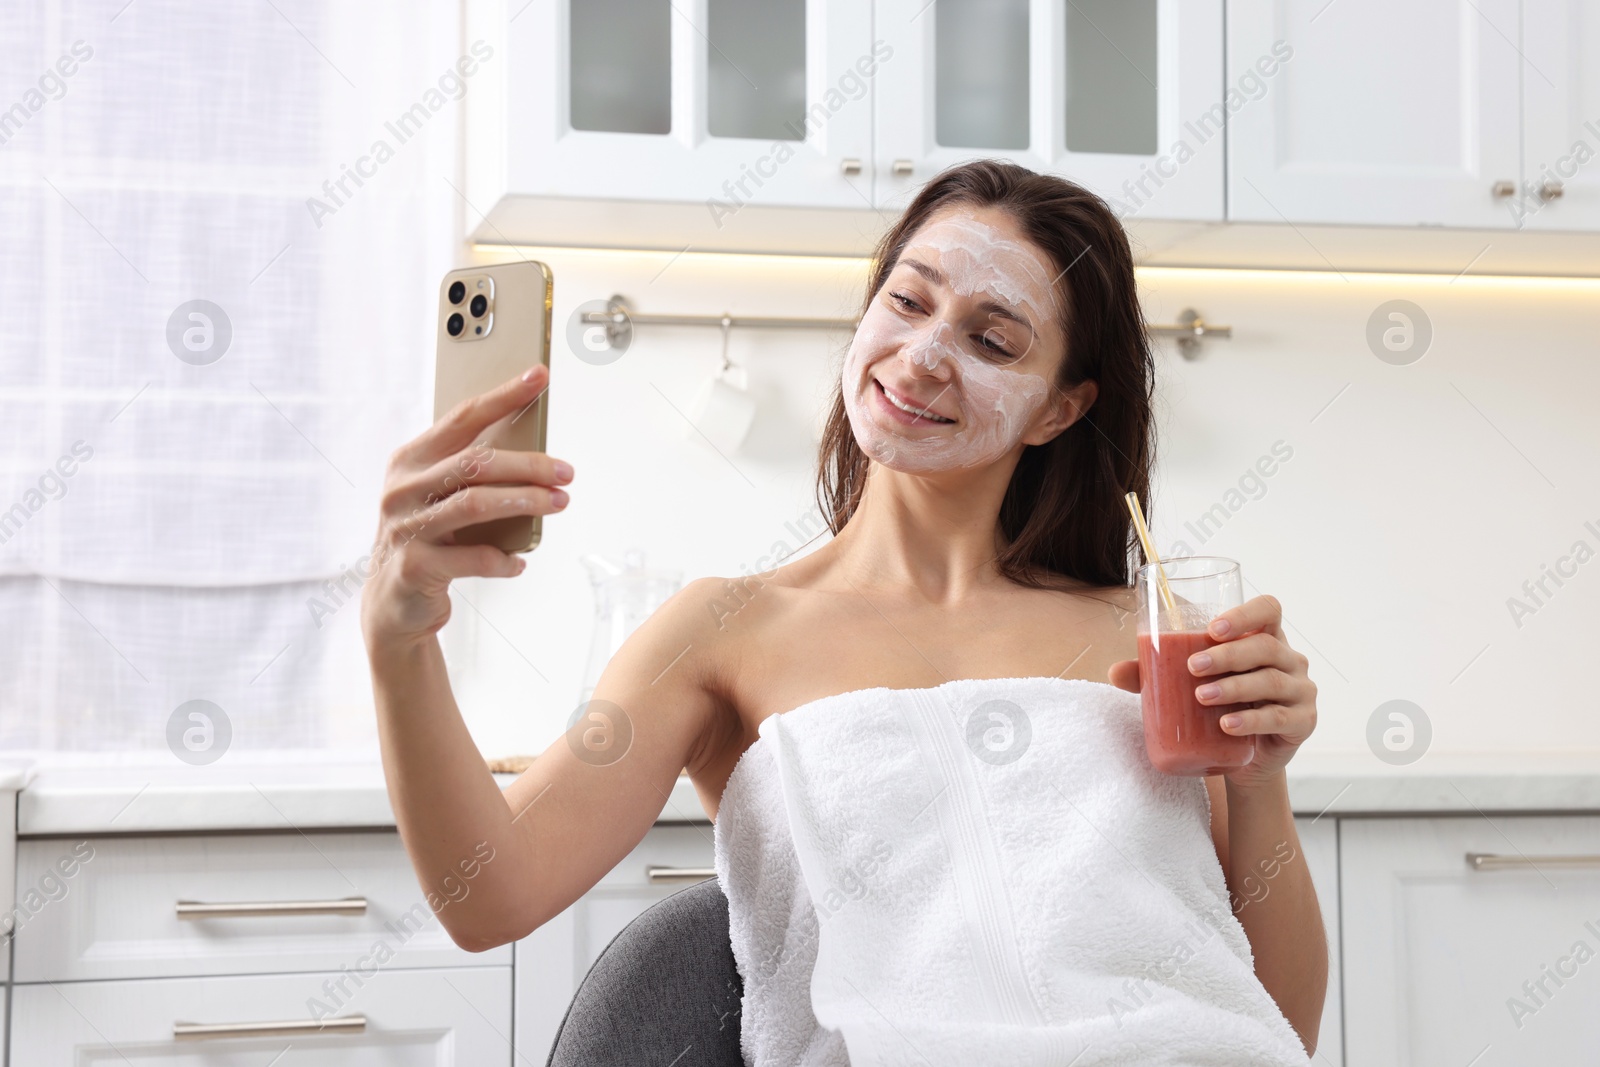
[{"x1": 1025, "y1": 378, "x2": 1098, "y2": 445}]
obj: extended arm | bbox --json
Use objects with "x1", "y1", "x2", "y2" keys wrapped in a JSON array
[{"x1": 362, "y1": 368, "x2": 724, "y2": 951}]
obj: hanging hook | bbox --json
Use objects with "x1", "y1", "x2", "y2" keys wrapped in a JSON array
[{"x1": 718, "y1": 315, "x2": 733, "y2": 374}]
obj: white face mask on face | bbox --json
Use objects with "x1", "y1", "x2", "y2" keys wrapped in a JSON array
[{"x1": 842, "y1": 211, "x2": 1061, "y2": 473}]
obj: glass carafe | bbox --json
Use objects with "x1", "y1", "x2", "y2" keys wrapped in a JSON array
[{"x1": 579, "y1": 549, "x2": 682, "y2": 704}]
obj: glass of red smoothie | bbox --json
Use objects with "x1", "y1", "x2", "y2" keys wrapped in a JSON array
[{"x1": 1135, "y1": 556, "x2": 1255, "y2": 776}]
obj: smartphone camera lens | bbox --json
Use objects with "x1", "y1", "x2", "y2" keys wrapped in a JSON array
[
  {"x1": 469, "y1": 294, "x2": 488, "y2": 318},
  {"x1": 447, "y1": 312, "x2": 465, "y2": 337},
  {"x1": 448, "y1": 281, "x2": 466, "y2": 305}
]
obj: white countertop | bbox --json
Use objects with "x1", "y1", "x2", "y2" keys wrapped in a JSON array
[
  {"x1": 13, "y1": 757, "x2": 711, "y2": 836},
  {"x1": 1273, "y1": 751, "x2": 1600, "y2": 818},
  {"x1": 9, "y1": 751, "x2": 1600, "y2": 835},
  {"x1": 0, "y1": 762, "x2": 33, "y2": 793}
]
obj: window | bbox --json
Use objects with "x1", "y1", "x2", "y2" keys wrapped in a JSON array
[{"x1": 0, "y1": 0, "x2": 466, "y2": 755}]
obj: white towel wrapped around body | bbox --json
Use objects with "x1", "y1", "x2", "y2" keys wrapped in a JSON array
[{"x1": 712, "y1": 676, "x2": 1313, "y2": 1066}]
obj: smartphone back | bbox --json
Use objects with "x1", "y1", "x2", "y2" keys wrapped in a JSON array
[{"x1": 433, "y1": 260, "x2": 553, "y2": 552}]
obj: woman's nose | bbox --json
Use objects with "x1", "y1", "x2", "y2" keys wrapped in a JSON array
[{"x1": 900, "y1": 319, "x2": 959, "y2": 375}]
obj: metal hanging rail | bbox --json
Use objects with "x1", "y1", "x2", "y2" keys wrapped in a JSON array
[{"x1": 579, "y1": 295, "x2": 1231, "y2": 360}]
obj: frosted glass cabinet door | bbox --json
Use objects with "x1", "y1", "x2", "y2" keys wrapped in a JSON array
[
  {"x1": 872, "y1": 0, "x2": 1224, "y2": 220},
  {"x1": 1227, "y1": 0, "x2": 1523, "y2": 227},
  {"x1": 501, "y1": 0, "x2": 874, "y2": 209},
  {"x1": 1520, "y1": 0, "x2": 1600, "y2": 231},
  {"x1": 1340, "y1": 816, "x2": 1600, "y2": 1066}
]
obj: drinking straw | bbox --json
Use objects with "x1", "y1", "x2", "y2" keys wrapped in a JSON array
[{"x1": 1124, "y1": 492, "x2": 1182, "y2": 630}]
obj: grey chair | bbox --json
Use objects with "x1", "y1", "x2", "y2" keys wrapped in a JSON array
[{"x1": 545, "y1": 876, "x2": 745, "y2": 1066}]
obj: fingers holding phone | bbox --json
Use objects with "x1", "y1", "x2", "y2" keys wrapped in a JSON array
[
  {"x1": 360, "y1": 261, "x2": 563, "y2": 646},
  {"x1": 362, "y1": 368, "x2": 572, "y2": 644}
]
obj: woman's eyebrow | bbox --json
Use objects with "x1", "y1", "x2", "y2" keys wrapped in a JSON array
[{"x1": 897, "y1": 256, "x2": 1035, "y2": 333}]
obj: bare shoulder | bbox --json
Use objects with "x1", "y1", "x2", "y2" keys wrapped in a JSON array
[
  {"x1": 608, "y1": 574, "x2": 750, "y2": 689},
  {"x1": 1023, "y1": 569, "x2": 1136, "y2": 617},
  {"x1": 1020, "y1": 574, "x2": 1138, "y2": 678},
  {"x1": 597, "y1": 565, "x2": 815, "y2": 764}
]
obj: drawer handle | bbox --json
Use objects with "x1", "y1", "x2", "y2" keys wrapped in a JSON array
[
  {"x1": 176, "y1": 897, "x2": 368, "y2": 919},
  {"x1": 1467, "y1": 853, "x2": 1600, "y2": 871},
  {"x1": 646, "y1": 865, "x2": 716, "y2": 884},
  {"x1": 174, "y1": 1015, "x2": 367, "y2": 1040}
]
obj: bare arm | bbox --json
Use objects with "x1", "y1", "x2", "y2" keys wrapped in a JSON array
[{"x1": 361, "y1": 368, "x2": 724, "y2": 951}]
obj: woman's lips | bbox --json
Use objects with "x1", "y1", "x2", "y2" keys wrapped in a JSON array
[{"x1": 873, "y1": 378, "x2": 955, "y2": 426}]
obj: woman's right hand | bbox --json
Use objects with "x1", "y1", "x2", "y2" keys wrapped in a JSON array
[{"x1": 360, "y1": 365, "x2": 573, "y2": 647}]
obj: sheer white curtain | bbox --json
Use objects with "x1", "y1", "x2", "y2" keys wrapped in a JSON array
[{"x1": 0, "y1": 1, "x2": 465, "y2": 752}]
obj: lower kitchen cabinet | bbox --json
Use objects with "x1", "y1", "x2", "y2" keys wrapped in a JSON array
[
  {"x1": 1293, "y1": 816, "x2": 1342, "y2": 1066},
  {"x1": 13, "y1": 808, "x2": 1600, "y2": 1065},
  {"x1": 513, "y1": 822, "x2": 717, "y2": 1064},
  {"x1": 1341, "y1": 815, "x2": 1600, "y2": 1066},
  {"x1": 9, "y1": 966, "x2": 512, "y2": 1066},
  {"x1": 12, "y1": 831, "x2": 507, "y2": 982}
]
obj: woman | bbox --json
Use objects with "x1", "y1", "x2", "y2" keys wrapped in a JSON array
[{"x1": 361, "y1": 160, "x2": 1325, "y2": 1059}]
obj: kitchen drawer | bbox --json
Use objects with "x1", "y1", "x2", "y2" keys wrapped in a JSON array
[
  {"x1": 10, "y1": 966, "x2": 511, "y2": 1066},
  {"x1": 1342, "y1": 815, "x2": 1600, "y2": 1066},
  {"x1": 13, "y1": 831, "x2": 508, "y2": 982},
  {"x1": 516, "y1": 822, "x2": 715, "y2": 1064}
]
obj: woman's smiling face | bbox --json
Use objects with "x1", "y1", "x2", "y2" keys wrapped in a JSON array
[{"x1": 842, "y1": 204, "x2": 1071, "y2": 473}]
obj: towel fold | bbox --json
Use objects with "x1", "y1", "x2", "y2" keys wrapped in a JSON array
[{"x1": 713, "y1": 676, "x2": 1313, "y2": 1067}]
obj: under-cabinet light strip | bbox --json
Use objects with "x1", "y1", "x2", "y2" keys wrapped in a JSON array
[{"x1": 473, "y1": 243, "x2": 1600, "y2": 286}]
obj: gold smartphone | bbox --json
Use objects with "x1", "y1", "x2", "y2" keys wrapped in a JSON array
[{"x1": 433, "y1": 260, "x2": 553, "y2": 553}]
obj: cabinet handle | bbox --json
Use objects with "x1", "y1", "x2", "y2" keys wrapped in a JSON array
[
  {"x1": 174, "y1": 1015, "x2": 367, "y2": 1040},
  {"x1": 840, "y1": 158, "x2": 862, "y2": 176},
  {"x1": 1466, "y1": 852, "x2": 1600, "y2": 871},
  {"x1": 176, "y1": 897, "x2": 368, "y2": 919},
  {"x1": 1538, "y1": 180, "x2": 1565, "y2": 201},
  {"x1": 646, "y1": 865, "x2": 716, "y2": 883},
  {"x1": 1490, "y1": 180, "x2": 1515, "y2": 198},
  {"x1": 892, "y1": 159, "x2": 914, "y2": 177}
]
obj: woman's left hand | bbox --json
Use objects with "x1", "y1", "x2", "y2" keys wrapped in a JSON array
[
  {"x1": 1111, "y1": 593, "x2": 1318, "y2": 789},
  {"x1": 1187, "y1": 594, "x2": 1317, "y2": 788}
]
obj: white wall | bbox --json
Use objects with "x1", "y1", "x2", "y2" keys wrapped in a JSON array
[{"x1": 424, "y1": 246, "x2": 1600, "y2": 763}]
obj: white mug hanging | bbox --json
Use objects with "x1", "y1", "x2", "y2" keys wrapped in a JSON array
[{"x1": 685, "y1": 318, "x2": 757, "y2": 455}]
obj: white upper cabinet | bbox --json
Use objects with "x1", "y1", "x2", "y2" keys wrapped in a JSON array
[
  {"x1": 872, "y1": 0, "x2": 1224, "y2": 220},
  {"x1": 487, "y1": 0, "x2": 873, "y2": 210},
  {"x1": 1519, "y1": 0, "x2": 1600, "y2": 231},
  {"x1": 1227, "y1": 0, "x2": 1524, "y2": 228},
  {"x1": 464, "y1": 0, "x2": 1600, "y2": 250}
]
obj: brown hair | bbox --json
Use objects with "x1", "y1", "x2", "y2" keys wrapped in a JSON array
[{"x1": 813, "y1": 158, "x2": 1155, "y2": 590}]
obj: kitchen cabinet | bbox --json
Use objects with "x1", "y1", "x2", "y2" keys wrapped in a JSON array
[
  {"x1": 1520, "y1": 0, "x2": 1600, "y2": 231},
  {"x1": 10, "y1": 967, "x2": 513, "y2": 1066},
  {"x1": 11, "y1": 761, "x2": 1600, "y2": 1065},
  {"x1": 7, "y1": 824, "x2": 707, "y2": 1066},
  {"x1": 12, "y1": 831, "x2": 507, "y2": 982},
  {"x1": 469, "y1": 0, "x2": 1600, "y2": 255},
  {"x1": 500, "y1": 0, "x2": 872, "y2": 208},
  {"x1": 467, "y1": 0, "x2": 1224, "y2": 251},
  {"x1": 513, "y1": 822, "x2": 717, "y2": 1063},
  {"x1": 1340, "y1": 815, "x2": 1600, "y2": 1066},
  {"x1": 1227, "y1": 0, "x2": 1600, "y2": 232},
  {"x1": 872, "y1": 0, "x2": 1225, "y2": 220},
  {"x1": 0, "y1": 778, "x2": 15, "y2": 985},
  {"x1": 1295, "y1": 816, "x2": 1343, "y2": 1066}
]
